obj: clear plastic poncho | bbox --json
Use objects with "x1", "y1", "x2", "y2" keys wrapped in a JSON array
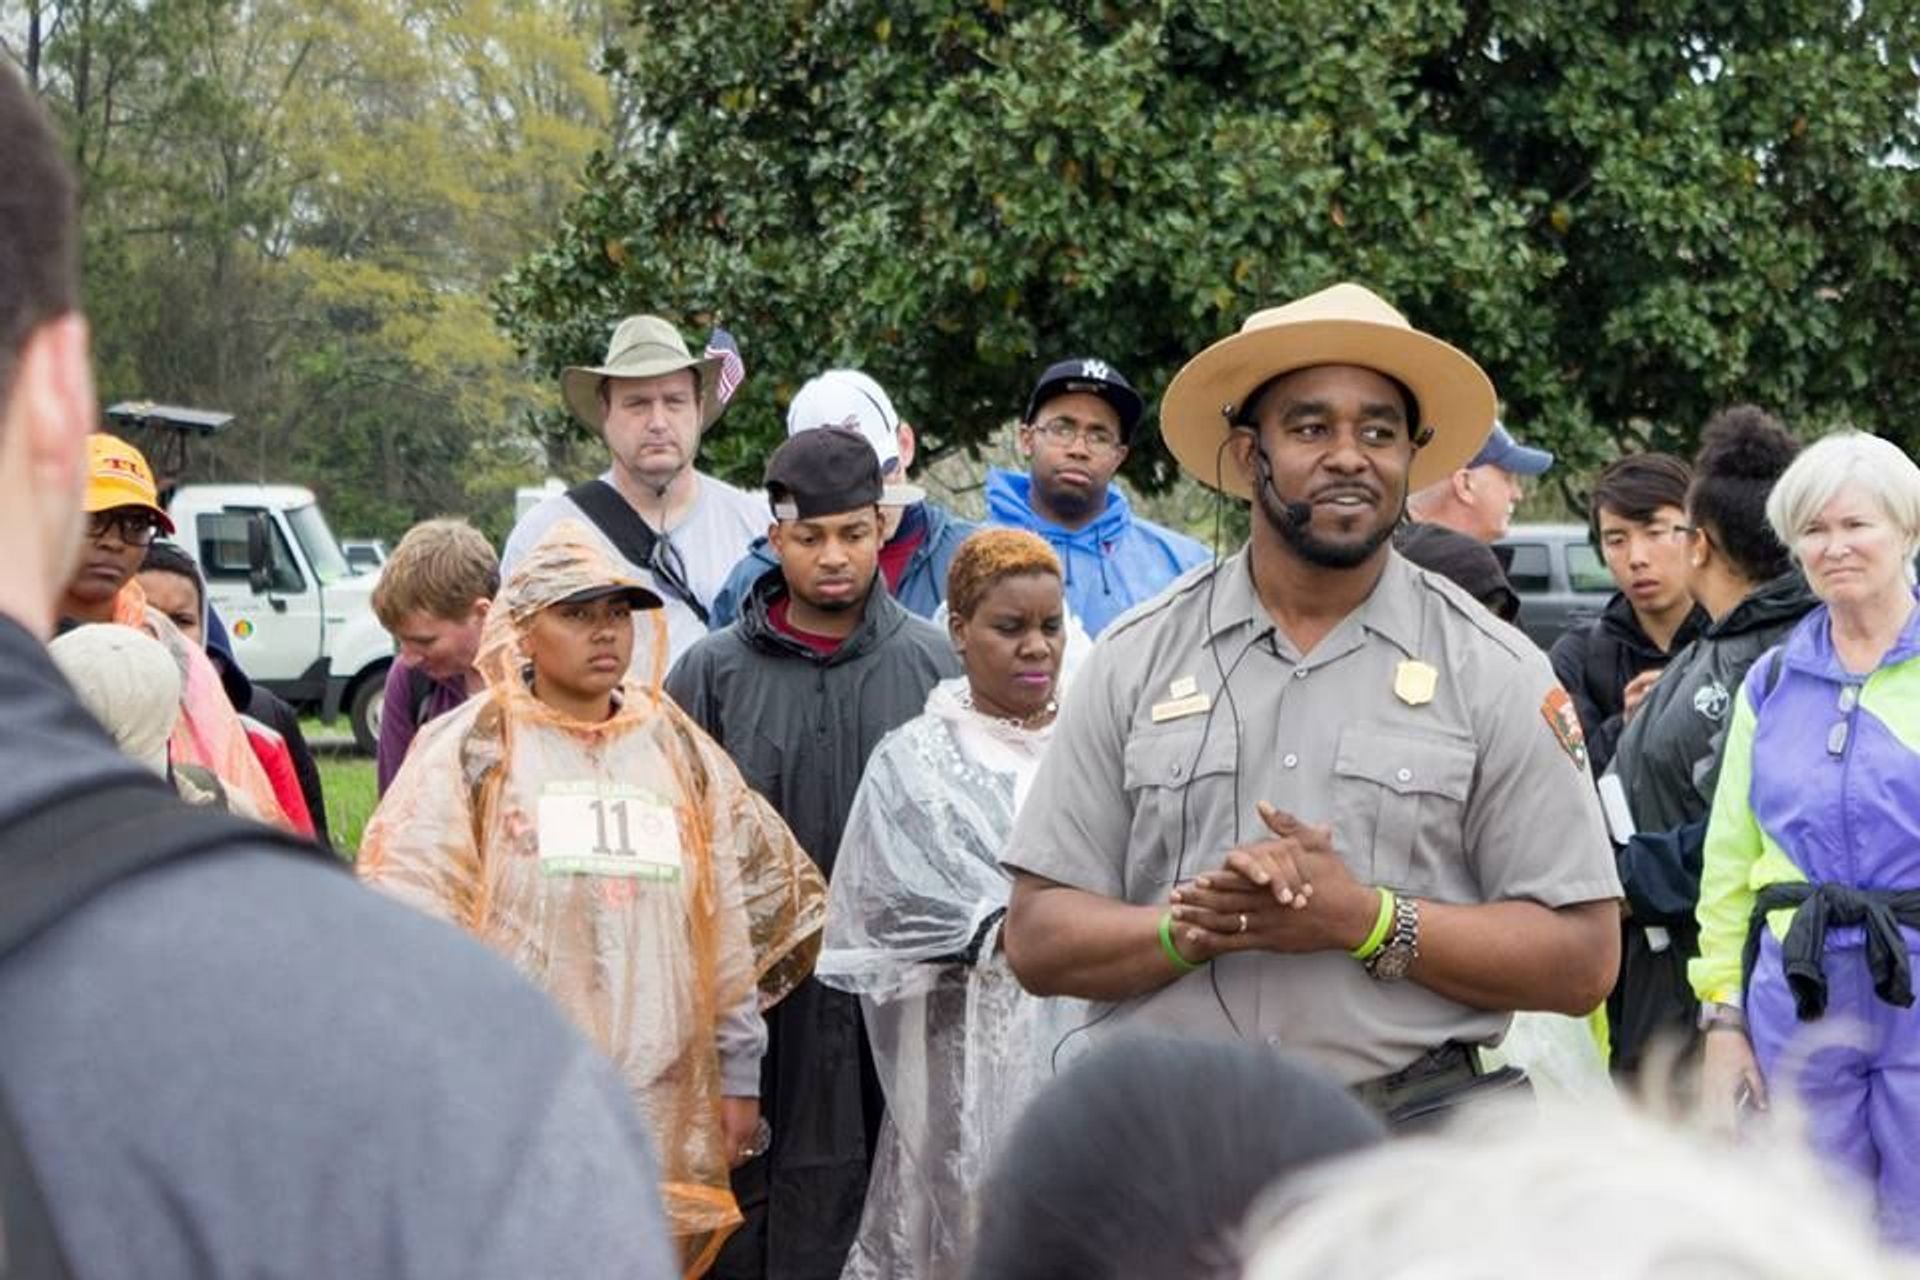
[
  {"x1": 818, "y1": 678, "x2": 1081, "y2": 1280},
  {"x1": 358, "y1": 524, "x2": 827, "y2": 1276}
]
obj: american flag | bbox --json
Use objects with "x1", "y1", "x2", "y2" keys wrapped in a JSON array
[{"x1": 705, "y1": 327, "x2": 746, "y2": 405}]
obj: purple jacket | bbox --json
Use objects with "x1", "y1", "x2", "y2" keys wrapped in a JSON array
[{"x1": 374, "y1": 662, "x2": 472, "y2": 795}]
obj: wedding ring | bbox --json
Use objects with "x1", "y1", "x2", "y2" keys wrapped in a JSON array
[{"x1": 1237, "y1": 912, "x2": 1249, "y2": 934}]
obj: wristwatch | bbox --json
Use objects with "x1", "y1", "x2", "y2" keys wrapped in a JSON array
[{"x1": 1364, "y1": 895, "x2": 1421, "y2": 981}]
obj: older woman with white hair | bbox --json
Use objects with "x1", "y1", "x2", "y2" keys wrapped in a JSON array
[{"x1": 1691, "y1": 430, "x2": 1920, "y2": 1246}]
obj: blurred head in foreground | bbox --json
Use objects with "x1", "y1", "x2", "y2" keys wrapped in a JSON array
[
  {"x1": 1244, "y1": 1101, "x2": 1911, "y2": 1280},
  {"x1": 967, "y1": 1036, "x2": 1383, "y2": 1280}
]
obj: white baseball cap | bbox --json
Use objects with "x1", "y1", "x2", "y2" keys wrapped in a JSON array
[{"x1": 785, "y1": 369, "x2": 925, "y2": 506}]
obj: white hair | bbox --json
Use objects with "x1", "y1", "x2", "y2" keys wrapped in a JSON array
[
  {"x1": 1241, "y1": 1100, "x2": 1915, "y2": 1280},
  {"x1": 1765, "y1": 431, "x2": 1920, "y2": 574}
]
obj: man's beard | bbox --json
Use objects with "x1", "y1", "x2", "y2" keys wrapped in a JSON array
[
  {"x1": 1037, "y1": 476, "x2": 1098, "y2": 523},
  {"x1": 1259, "y1": 487, "x2": 1394, "y2": 569}
]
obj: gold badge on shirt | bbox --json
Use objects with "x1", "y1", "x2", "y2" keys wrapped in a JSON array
[{"x1": 1393, "y1": 660, "x2": 1438, "y2": 707}]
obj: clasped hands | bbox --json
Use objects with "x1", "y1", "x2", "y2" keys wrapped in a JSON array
[{"x1": 1166, "y1": 801, "x2": 1372, "y2": 964}]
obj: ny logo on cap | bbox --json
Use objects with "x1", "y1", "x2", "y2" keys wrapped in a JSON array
[{"x1": 1081, "y1": 359, "x2": 1111, "y2": 382}]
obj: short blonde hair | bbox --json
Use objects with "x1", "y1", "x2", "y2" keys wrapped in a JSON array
[
  {"x1": 1765, "y1": 431, "x2": 1920, "y2": 571},
  {"x1": 372, "y1": 518, "x2": 500, "y2": 629}
]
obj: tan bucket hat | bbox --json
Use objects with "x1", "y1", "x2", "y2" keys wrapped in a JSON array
[
  {"x1": 560, "y1": 315, "x2": 727, "y2": 432},
  {"x1": 1159, "y1": 283, "x2": 1498, "y2": 499}
]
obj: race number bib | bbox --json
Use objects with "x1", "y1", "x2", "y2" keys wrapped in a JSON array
[{"x1": 536, "y1": 782, "x2": 683, "y2": 882}]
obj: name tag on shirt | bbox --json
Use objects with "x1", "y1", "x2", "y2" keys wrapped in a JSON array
[
  {"x1": 536, "y1": 782, "x2": 683, "y2": 882},
  {"x1": 1152, "y1": 692, "x2": 1211, "y2": 723}
]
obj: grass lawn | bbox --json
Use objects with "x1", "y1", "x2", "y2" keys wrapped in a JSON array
[
  {"x1": 301, "y1": 718, "x2": 376, "y2": 860},
  {"x1": 317, "y1": 750, "x2": 377, "y2": 860}
]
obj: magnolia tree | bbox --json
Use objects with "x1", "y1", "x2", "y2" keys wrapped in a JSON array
[{"x1": 496, "y1": 2, "x2": 1920, "y2": 495}]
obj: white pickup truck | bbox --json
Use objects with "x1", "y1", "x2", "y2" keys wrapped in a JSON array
[{"x1": 167, "y1": 484, "x2": 394, "y2": 751}]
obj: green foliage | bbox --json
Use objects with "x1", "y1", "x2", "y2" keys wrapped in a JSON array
[
  {"x1": 15, "y1": 0, "x2": 613, "y2": 542},
  {"x1": 497, "y1": 1, "x2": 1920, "y2": 502}
]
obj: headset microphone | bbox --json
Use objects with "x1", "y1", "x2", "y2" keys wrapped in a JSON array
[{"x1": 1251, "y1": 441, "x2": 1313, "y2": 528}]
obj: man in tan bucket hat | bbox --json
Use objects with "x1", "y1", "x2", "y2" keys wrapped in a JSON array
[
  {"x1": 1000, "y1": 282, "x2": 1623, "y2": 1127},
  {"x1": 503, "y1": 314, "x2": 767, "y2": 664}
]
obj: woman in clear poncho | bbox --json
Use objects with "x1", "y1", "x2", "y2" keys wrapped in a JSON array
[
  {"x1": 818, "y1": 528, "x2": 1081, "y2": 1280},
  {"x1": 359, "y1": 523, "x2": 827, "y2": 1276}
]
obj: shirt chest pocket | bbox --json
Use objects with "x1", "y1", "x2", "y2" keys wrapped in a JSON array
[
  {"x1": 1121, "y1": 721, "x2": 1239, "y2": 896},
  {"x1": 1332, "y1": 727, "x2": 1476, "y2": 893}
]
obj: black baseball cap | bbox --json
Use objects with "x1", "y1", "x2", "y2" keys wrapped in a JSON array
[
  {"x1": 1023, "y1": 357, "x2": 1145, "y2": 441},
  {"x1": 765, "y1": 427, "x2": 884, "y2": 521}
]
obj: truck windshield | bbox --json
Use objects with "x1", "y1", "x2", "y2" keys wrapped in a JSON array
[{"x1": 287, "y1": 503, "x2": 352, "y2": 586}]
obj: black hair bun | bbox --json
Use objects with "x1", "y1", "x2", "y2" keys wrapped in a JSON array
[{"x1": 1696, "y1": 405, "x2": 1799, "y2": 481}]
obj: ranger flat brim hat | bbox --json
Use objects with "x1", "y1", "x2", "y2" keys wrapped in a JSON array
[
  {"x1": 560, "y1": 315, "x2": 727, "y2": 434},
  {"x1": 1159, "y1": 283, "x2": 1497, "y2": 499}
]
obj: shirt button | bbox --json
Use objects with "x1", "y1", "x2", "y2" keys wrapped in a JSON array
[
  {"x1": 1169, "y1": 761, "x2": 1183, "y2": 779},
  {"x1": 1283, "y1": 753, "x2": 1299, "y2": 769},
  {"x1": 1292, "y1": 667, "x2": 1310, "y2": 680},
  {"x1": 1396, "y1": 767, "x2": 1413, "y2": 783},
  {"x1": 1266, "y1": 1035, "x2": 1282, "y2": 1048}
]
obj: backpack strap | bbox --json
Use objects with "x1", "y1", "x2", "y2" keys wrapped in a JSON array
[
  {"x1": 0, "y1": 1072, "x2": 71, "y2": 1279},
  {"x1": 406, "y1": 664, "x2": 438, "y2": 730},
  {"x1": 565, "y1": 480, "x2": 709, "y2": 624},
  {"x1": 0, "y1": 781, "x2": 336, "y2": 964},
  {"x1": 0, "y1": 781, "x2": 338, "y2": 1276}
]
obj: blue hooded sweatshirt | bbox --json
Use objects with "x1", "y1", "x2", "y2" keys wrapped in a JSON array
[
  {"x1": 706, "y1": 501, "x2": 979, "y2": 631},
  {"x1": 984, "y1": 468, "x2": 1211, "y2": 635}
]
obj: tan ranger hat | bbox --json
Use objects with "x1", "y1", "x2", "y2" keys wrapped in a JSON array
[{"x1": 1159, "y1": 283, "x2": 1497, "y2": 498}]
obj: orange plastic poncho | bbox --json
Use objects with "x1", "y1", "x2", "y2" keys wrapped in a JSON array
[
  {"x1": 109, "y1": 580, "x2": 293, "y2": 828},
  {"x1": 357, "y1": 524, "x2": 827, "y2": 1276}
]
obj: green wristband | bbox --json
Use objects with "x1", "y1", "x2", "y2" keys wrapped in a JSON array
[
  {"x1": 1158, "y1": 911, "x2": 1205, "y2": 974},
  {"x1": 1350, "y1": 888, "x2": 1396, "y2": 961}
]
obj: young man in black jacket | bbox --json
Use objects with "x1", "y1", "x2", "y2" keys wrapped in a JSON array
[
  {"x1": 667, "y1": 428, "x2": 959, "y2": 1280},
  {"x1": 1549, "y1": 453, "x2": 1707, "y2": 776}
]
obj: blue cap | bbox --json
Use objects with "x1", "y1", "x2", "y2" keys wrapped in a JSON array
[
  {"x1": 1467, "y1": 421, "x2": 1553, "y2": 475},
  {"x1": 1024, "y1": 357, "x2": 1144, "y2": 441}
]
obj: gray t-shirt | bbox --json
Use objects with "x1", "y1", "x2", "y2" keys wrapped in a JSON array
[
  {"x1": 0, "y1": 618, "x2": 675, "y2": 1279},
  {"x1": 502, "y1": 470, "x2": 767, "y2": 666}
]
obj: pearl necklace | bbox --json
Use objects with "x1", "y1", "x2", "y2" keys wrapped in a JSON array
[{"x1": 957, "y1": 687, "x2": 1058, "y2": 732}]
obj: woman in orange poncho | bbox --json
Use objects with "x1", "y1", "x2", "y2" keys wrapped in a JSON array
[
  {"x1": 59, "y1": 433, "x2": 291, "y2": 828},
  {"x1": 359, "y1": 522, "x2": 827, "y2": 1276}
]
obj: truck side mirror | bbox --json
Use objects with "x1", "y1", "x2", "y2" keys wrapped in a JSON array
[{"x1": 246, "y1": 512, "x2": 272, "y2": 594}]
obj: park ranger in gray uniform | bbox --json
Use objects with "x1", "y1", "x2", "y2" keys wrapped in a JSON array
[{"x1": 1000, "y1": 283, "x2": 1622, "y2": 1123}]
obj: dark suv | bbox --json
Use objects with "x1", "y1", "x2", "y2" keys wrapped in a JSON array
[{"x1": 1496, "y1": 523, "x2": 1615, "y2": 649}]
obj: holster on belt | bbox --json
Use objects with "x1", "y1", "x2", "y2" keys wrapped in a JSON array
[{"x1": 1351, "y1": 1042, "x2": 1532, "y2": 1133}]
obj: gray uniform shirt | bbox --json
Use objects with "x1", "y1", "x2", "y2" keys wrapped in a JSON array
[{"x1": 1002, "y1": 546, "x2": 1620, "y2": 1083}]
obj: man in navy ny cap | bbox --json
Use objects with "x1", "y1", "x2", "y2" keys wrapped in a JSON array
[
  {"x1": 986, "y1": 356, "x2": 1210, "y2": 635},
  {"x1": 1406, "y1": 419, "x2": 1554, "y2": 545},
  {"x1": 665, "y1": 426, "x2": 956, "y2": 1280}
]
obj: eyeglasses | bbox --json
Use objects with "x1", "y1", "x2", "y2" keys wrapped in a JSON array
[
  {"x1": 1032, "y1": 417, "x2": 1122, "y2": 454},
  {"x1": 87, "y1": 510, "x2": 163, "y2": 547}
]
